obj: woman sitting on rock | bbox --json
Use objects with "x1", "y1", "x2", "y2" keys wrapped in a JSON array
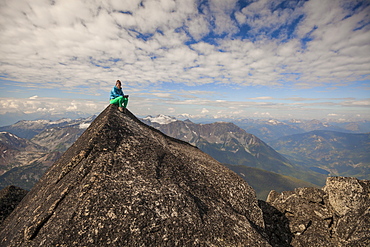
[{"x1": 110, "y1": 80, "x2": 128, "y2": 112}]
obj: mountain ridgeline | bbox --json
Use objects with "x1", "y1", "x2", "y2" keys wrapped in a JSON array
[
  {"x1": 142, "y1": 117, "x2": 327, "y2": 186},
  {"x1": 0, "y1": 105, "x2": 270, "y2": 246},
  {"x1": 0, "y1": 132, "x2": 48, "y2": 175},
  {"x1": 270, "y1": 130, "x2": 370, "y2": 180},
  {"x1": 1, "y1": 113, "x2": 369, "y2": 199},
  {"x1": 233, "y1": 118, "x2": 370, "y2": 142},
  {"x1": 0, "y1": 117, "x2": 96, "y2": 139},
  {"x1": 0, "y1": 132, "x2": 61, "y2": 191},
  {"x1": 0, "y1": 118, "x2": 94, "y2": 190},
  {"x1": 0, "y1": 120, "x2": 323, "y2": 201}
]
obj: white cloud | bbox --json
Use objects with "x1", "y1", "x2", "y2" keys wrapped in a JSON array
[
  {"x1": 248, "y1": 96, "x2": 274, "y2": 100},
  {"x1": 29, "y1": 95, "x2": 38, "y2": 100},
  {"x1": 240, "y1": 0, "x2": 303, "y2": 38},
  {"x1": 1, "y1": 0, "x2": 368, "y2": 92},
  {"x1": 207, "y1": 0, "x2": 239, "y2": 36},
  {"x1": 0, "y1": 0, "x2": 369, "y2": 122},
  {"x1": 186, "y1": 14, "x2": 210, "y2": 41},
  {"x1": 342, "y1": 99, "x2": 370, "y2": 107},
  {"x1": 201, "y1": 108, "x2": 209, "y2": 113},
  {"x1": 254, "y1": 112, "x2": 272, "y2": 117},
  {"x1": 2, "y1": 90, "x2": 368, "y2": 122},
  {"x1": 0, "y1": 97, "x2": 107, "y2": 115}
]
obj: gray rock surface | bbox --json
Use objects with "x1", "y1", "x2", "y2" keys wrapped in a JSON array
[
  {"x1": 264, "y1": 176, "x2": 370, "y2": 247},
  {"x1": 0, "y1": 185, "x2": 28, "y2": 224},
  {"x1": 0, "y1": 105, "x2": 270, "y2": 246}
]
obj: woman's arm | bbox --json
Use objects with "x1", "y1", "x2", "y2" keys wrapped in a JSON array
[{"x1": 111, "y1": 87, "x2": 124, "y2": 99}]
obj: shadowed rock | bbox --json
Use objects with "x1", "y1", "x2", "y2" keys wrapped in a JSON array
[
  {"x1": 0, "y1": 185, "x2": 28, "y2": 224},
  {"x1": 264, "y1": 177, "x2": 370, "y2": 247},
  {"x1": 0, "y1": 105, "x2": 270, "y2": 246}
]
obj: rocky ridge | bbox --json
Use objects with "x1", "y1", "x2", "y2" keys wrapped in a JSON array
[
  {"x1": 0, "y1": 105, "x2": 270, "y2": 246},
  {"x1": 262, "y1": 176, "x2": 370, "y2": 247}
]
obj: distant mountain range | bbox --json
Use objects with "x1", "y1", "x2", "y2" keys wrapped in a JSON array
[
  {"x1": 0, "y1": 132, "x2": 48, "y2": 175},
  {"x1": 269, "y1": 130, "x2": 370, "y2": 180},
  {"x1": 231, "y1": 118, "x2": 370, "y2": 143},
  {"x1": 1, "y1": 114, "x2": 368, "y2": 199},
  {"x1": 143, "y1": 115, "x2": 369, "y2": 182},
  {"x1": 141, "y1": 117, "x2": 327, "y2": 186},
  {"x1": 0, "y1": 116, "x2": 96, "y2": 139},
  {"x1": 0, "y1": 117, "x2": 95, "y2": 190}
]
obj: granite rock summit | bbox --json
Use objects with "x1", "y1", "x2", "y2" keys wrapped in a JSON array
[{"x1": 0, "y1": 105, "x2": 270, "y2": 246}]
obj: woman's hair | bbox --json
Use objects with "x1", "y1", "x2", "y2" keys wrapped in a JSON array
[{"x1": 116, "y1": 80, "x2": 121, "y2": 84}]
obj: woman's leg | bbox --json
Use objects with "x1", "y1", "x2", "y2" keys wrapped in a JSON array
[
  {"x1": 110, "y1": 96, "x2": 124, "y2": 107},
  {"x1": 122, "y1": 97, "x2": 128, "y2": 108}
]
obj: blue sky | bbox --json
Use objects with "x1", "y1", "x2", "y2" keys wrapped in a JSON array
[{"x1": 0, "y1": 0, "x2": 369, "y2": 125}]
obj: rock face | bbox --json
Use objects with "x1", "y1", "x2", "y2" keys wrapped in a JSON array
[
  {"x1": 0, "y1": 105, "x2": 270, "y2": 246},
  {"x1": 0, "y1": 185, "x2": 28, "y2": 225},
  {"x1": 263, "y1": 177, "x2": 370, "y2": 247}
]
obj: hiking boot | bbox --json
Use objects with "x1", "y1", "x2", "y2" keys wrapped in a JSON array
[{"x1": 118, "y1": 107, "x2": 124, "y2": 112}]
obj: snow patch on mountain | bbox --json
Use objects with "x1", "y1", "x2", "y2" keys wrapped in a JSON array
[
  {"x1": 79, "y1": 123, "x2": 91, "y2": 129},
  {"x1": 267, "y1": 119, "x2": 283, "y2": 125},
  {"x1": 0, "y1": 132, "x2": 19, "y2": 139},
  {"x1": 49, "y1": 118, "x2": 72, "y2": 125},
  {"x1": 143, "y1": 114, "x2": 177, "y2": 124}
]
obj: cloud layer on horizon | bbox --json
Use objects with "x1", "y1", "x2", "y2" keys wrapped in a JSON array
[{"x1": 2, "y1": 92, "x2": 368, "y2": 125}]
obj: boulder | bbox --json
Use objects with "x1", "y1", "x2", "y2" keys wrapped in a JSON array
[{"x1": 264, "y1": 177, "x2": 370, "y2": 247}]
